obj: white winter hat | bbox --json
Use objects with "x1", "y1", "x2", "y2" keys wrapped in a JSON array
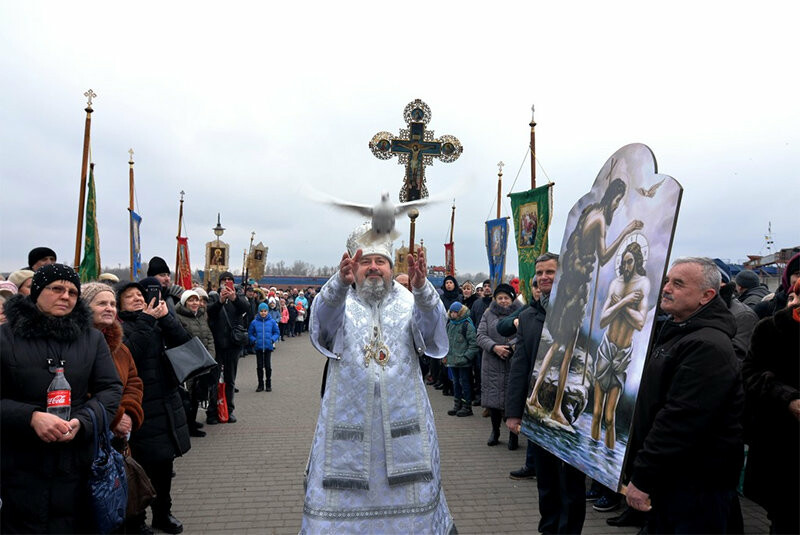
[{"x1": 180, "y1": 290, "x2": 200, "y2": 306}]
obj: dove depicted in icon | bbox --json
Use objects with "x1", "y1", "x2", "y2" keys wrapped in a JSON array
[{"x1": 636, "y1": 178, "x2": 666, "y2": 198}]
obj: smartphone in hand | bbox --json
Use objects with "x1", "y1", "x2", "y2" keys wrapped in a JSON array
[{"x1": 144, "y1": 283, "x2": 161, "y2": 306}]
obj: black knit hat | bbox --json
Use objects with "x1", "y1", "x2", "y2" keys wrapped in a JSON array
[
  {"x1": 494, "y1": 283, "x2": 516, "y2": 300},
  {"x1": 30, "y1": 263, "x2": 80, "y2": 303},
  {"x1": 219, "y1": 271, "x2": 235, "y2": 282},
  {"x1": 147, "y1": 256, "x2": 171, "y2": 277},
  {"x1": 27, "y1": 247, "x2": 57, "y2": 269}
]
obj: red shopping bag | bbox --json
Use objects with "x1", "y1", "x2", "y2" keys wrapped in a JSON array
[{"x1": 217, "y1": 365, "x2": 229, "y2": 423}]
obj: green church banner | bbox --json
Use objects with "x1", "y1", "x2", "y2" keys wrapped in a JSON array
[{"x1": 509, "y1": 183, "x2": 553, "y2": 303}]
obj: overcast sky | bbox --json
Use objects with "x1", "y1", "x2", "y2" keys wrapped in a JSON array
[{"x1": 1, "y1": 2, "x2": 797, "y2": 276}]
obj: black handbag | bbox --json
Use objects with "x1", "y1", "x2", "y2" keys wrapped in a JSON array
[
  {"x1": 87, "y1": 404, "x2": 128, "y2": 533},
  {"x1": 222, "y1": 306, "x2": 249, "y2": 346},
  {"x1": 165, "y1": 336, "x2": 218, "y2": 383}
]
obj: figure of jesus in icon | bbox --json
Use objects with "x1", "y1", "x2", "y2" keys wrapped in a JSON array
[
  {"x1": 592, "y1": 241, "x2": 649, "y2": 448},
  {"x1": 211, "y1": 247, "x2": 225, "y2": 267},
  {"x1": 527, "y1": 178, "x2": 643, "y2": 431}
]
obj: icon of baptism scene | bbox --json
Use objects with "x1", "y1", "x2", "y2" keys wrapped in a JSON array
[{"x1": 520, "y1": 143, "x2": 683, "y2": 491}]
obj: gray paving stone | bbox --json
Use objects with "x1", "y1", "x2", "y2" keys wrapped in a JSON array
[{"x1": 165, "y1": 335, "x2": 769, "y2": 534}]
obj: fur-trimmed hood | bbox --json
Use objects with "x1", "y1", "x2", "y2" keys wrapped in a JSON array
[{"x1": 3, "y1": 293, "x2": 93, "y2": 342}]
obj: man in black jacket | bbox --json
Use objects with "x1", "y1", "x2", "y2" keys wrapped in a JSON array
[
  {"x1": 146, "y1": 256, "x2": 184, "y2": 316},
  {"x1": 469, "y1": 279, "x2": 493, "y2": 404},
  {"x1": 206, "y1": 272, "x2": 249, "y2": 424},
  {"x1": 626, "y1": 257, "x2": 743, "y2": 533},
  {"x1": 503, "y1": 253, "x2": 586, "y2": 534}
]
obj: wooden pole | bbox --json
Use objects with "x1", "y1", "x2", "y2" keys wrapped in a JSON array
[
  {"x1": 177, "y1": 192, "x2": 185, "y2": 239},
  {"x1": 175, "y1": 191, "x2": 185, "y2": 283},
  {"x1": 245, "y1": 231, "x2": 255, "y2": 285},
  {"x1": 74, "y1": 90, "x2": 96, "y2": 267},
  {"x1": 408, "y1": 209, "x2": 419, "y2": 256},
  {"x1": 449, "y1": 201, "x2": 455, "y2": 244},
  {"x1": 128, "y1": 149, "x2": 135, "y2": 280},
  {"x1": 530, "y1": 104, "x2": 537, "y2": 189},
  {"x1": 496, "y1": 161, "x2": 504, "y2": 220}
]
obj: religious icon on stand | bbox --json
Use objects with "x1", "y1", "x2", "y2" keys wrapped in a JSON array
[{"x1": 519, "y1": 143, "x2": 683, "y2": 493}]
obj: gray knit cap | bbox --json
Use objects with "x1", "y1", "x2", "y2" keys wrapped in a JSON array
[{"x1": 735, "y1": 270, "x2": 760, "y2": 290}]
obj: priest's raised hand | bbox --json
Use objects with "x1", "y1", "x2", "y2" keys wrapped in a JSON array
[
  {"x1": 338, "y1": 249, "x2": 363, "y2": 285},
  {"x1": 407, "y1": 249, "x2": 428, "y2": 289}
]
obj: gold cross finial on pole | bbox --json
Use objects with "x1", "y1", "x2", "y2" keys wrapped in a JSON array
[
  {"x1": 128, "y1": 148, "x2": 134, "y2": 163},
  {"x1": 84, "y1": 89, "x2": 97, "y2": 108}
]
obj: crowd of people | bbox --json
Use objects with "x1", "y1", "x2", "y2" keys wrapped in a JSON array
[
  {"x1": 1, "y1": 243, "x2": 798, "y2": 534},
  {"x1": 425, "y1": 251, "x2": 799, "y2": 535},
  {"x1": 0, "y1": 247, "x2": 319, "y2": 534}
]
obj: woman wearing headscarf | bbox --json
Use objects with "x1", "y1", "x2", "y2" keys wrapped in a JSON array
[
  {"x1": 432, "y1": 276, "x2": 462, "y2": 394},
  {"x1": 477, "y1": 283, "x2": 521, "y2": 449},
  {"x1": 117, "y1": 277, "x2": 191, "y2": 534},
  {"x1": 0, "y1": 264, "x2": 122, "y2": 533}
]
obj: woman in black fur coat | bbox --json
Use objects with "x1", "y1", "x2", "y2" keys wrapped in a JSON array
[
  {"x1": 117, "y1": 278, "x2": 191, "y2": 534},
  {"x1": 0, "y1": 264, "x2": 122, "y2": 533}
]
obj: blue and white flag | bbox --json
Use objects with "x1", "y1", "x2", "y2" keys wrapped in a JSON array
[
  {"x1": 485, "y1": 218, "x2": 508, "y2": 290},
  {"x1": 130, "y1": 209, "x2": 143, "y2": 280}
]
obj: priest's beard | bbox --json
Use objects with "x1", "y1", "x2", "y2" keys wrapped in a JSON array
[{"x1": 357, "y1": 277, "x2": 391, "y2": 304}]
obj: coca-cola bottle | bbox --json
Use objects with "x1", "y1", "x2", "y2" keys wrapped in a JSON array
[{"x1": 46, "y1": 367, "x2": 71, "y2": 420}]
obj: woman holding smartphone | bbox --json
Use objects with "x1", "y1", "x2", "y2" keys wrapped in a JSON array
[{"x1": 117, "y1": 277, "x2": 191, "y2": 534}]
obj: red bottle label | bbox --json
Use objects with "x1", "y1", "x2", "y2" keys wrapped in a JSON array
[{"x1": 47, "y1": 389, "x2": 71, "y2": 408}]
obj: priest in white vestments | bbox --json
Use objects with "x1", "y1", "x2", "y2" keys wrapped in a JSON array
[{"x1": 302, "y1": 223, "x2": 455, "y2": 534}]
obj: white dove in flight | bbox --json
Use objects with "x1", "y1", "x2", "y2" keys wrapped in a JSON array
[{"x1": 310, "y1": 190, "x2": 437, "y2": 245}]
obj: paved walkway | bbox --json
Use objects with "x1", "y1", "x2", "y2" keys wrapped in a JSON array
[{"x1": 170, "y1": 335, "x2": 770, "y2": 534}]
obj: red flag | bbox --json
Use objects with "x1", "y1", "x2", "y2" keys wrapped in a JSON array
[
  {"x1": 217, "y1": 365, "x2": 229, "y2": 423},
  {"x1": 175, "y1": 237, "x2": 192, "y2": 290},
  {"x1": 444, "y1": 242, "x2": 455, "y2": 277}
]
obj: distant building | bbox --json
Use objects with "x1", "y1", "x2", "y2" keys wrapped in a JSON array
[{"x1": 740, "y1": 246, "x2": 800, "y2": 291}]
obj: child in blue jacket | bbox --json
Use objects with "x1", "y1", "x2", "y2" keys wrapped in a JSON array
[{"x1": 249, "y1": 303, "x2": 280, "y2": 391}]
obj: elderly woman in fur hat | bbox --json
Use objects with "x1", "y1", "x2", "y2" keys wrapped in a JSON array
[
  {"x1": 0, "y1": 264, "x2": 122, "y2": 533},
  {"x1": 81, "y1": 282, "x2": 144, "y2": 441}
]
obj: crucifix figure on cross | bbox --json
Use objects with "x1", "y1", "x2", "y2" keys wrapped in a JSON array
[{"x1": 369, "y1": 99, "x2": 463, "y2": 202}]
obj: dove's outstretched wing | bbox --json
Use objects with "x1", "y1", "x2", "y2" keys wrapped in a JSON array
[
  {"x1": 302, "y1": 185, "x2": 374, "y2": 217},
  {"x1": 394, "y1": 197, "x2": 441, "y2": 216},
  {"x1": 327, "y1": 197, "x2": 374, "y2": 217}
]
